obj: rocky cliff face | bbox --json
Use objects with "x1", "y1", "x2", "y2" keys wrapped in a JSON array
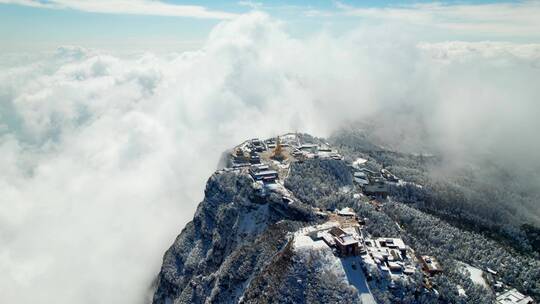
[{"x1": 152, "y1": 171, "x2": 319, "y2": 304}]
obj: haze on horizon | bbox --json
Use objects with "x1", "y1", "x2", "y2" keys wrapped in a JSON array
[{"x1": 0, "y1": 1, "x2": 539, "y2": 303}]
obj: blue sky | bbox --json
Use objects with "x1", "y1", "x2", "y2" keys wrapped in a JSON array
[{"x1": 1, "y1": 0, "x2": 539, "y2": 52}]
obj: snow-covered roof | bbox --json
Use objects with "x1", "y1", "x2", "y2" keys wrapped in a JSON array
[
  {"x1": 403, "y1": 267, "x2": 415, "y2": 275},
  {"x1": 354, "y1": 171, "x2": 367, "y2": 178},
  {"x1": 378, "y1": 238, "x2": 406, "y2": 251},
  {"x1": 420, "y1": 255, "x2": 442, "y2": 272},
  {"x1": 352, "y1": 158, "x2": 368, "y2": 168},
  {"x1": 496, "y1": 289, "x2": 534, "y2": 304},
  {"x1": 339, "y1": 235, "x2": 358, "y2": 246},
  {"x1": 354, "y1": 177, "x2": 369, "y2": 185},
  {"x1": 388, "y1": 262, "x2": 402, "y2": 270},
  {"x1": 338, "y1": 207, "x2": 356, "y2": 217},
  {"x1": 321, "y1": 232, "x2": 336, "y2": 246}
]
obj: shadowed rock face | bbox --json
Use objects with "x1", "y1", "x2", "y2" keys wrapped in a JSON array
[
  {"x1": 151, "y1": 151, "x2": 366, "y2": 304},
  {"x1": 152, "y1": 171, "x2": 318, "y2": 304}
]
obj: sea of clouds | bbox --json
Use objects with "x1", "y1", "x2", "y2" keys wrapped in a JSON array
[{"x1": 1, "y1": 12, "x2": 539, "y2": 304}]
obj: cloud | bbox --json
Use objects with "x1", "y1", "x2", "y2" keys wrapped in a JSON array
[
  {"x1": 238, "y1": 0, "x2": 262, "y2": 9},
  {"x1": 1, "y1": 11, "x2": 540, "y2": 304},
  {"x1": 0, "y1": 0, "x2": 237, "y2": 19},
  {"x1": 333, "y1": 1, "x2": 540, "y2": 39}
]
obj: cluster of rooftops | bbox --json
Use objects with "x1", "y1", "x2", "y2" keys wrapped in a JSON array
[
  {"x1": 351, "y1": 165, "x2": 400, "y2": 198},
  {"x1": 497, "y1": 289, "x2": 534, "y2": 304},
  {"x1": 227, "y1": 134, "x2": 396, "y2": 201},
  {"x1": 301, "y1": 209, "x2": 440, "y2": 285},
  {"x1": 489, "y1": 269, "x2": 535, "y2": 304},
  {"x1": 298, "y1": 209, "x2": 534, "y2": 302},
  {"x1": 226, "y1": 134, "x2": 344, "y2": 189},
  {"x1": 249, "y1": 164, "x2": 278, "y2": 183}
]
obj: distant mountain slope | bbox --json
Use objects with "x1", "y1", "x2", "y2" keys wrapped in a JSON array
[{"x1": 330, "y1": 128, "x2": 540, "y2": 254}]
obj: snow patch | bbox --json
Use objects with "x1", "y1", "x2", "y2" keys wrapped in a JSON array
[
  {"x1": 236, "y1": 204, "x2": 269, "y2": 240},
  {"x1": 352, "y1": 158, "x2": 368, "y2": 169},
  {"x1": 341, "y1": 257, "x2": 377, "y2": 304},
  {"x1": 339, "y1": 186, "x2": 351, "y2": 193},
  {"x1": 460, "y1": 262, "x2": 488, "y2": 288},
  {"x1": 292, "y1": 226, "x2": 376, "y2": 304}
]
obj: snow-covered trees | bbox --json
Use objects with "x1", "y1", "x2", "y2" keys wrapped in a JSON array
[
  {"x1": 385, "y1": 202, "x2": 540, "y2": 300},
  {"x1": 285, "y1": 159, "x2": 353, "y2": 208},
  {"x1": 331, "y1": 129, "x2": 540, "y2": 254}
]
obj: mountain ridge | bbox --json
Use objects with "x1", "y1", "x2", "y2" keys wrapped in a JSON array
[{"x1": 152, "y1": 132, "x2": 539, "y2": 304}]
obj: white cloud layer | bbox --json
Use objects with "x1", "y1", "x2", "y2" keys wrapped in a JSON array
[
  {"x1": 1, "y1": 12, "x2": 540, "y2": 304},
  {"x1": 334, "y1": 1, "x2": 540, "y2": 38},
  {"x1": 0, "y1": 0, "x2": 237, "y2": 19}
]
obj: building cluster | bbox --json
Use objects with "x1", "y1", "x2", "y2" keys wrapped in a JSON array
[
  {"x1": 361, "y1": 237, "x2": 419, "y2": 281},
  {"x1": 231, "y1": 138, "x2": 268, "y2": 168},
  {"x1": 481, "y1": 268, "x2": 536, "y2": 304},
  {"x1": 229, "y1": 134, "x2": 343, "y2": 184},
  {"x1": 302, "y1": 209, "x2": 363, "y2": 257},
  {"x1": 351, "y1": 165, "x2": 398, "y2": 198},
  {"x1": 292, "y1": 143, "x2": 343, "y2": 161},
  {"x1": 301, "y1": 208, "x2": 422, "y2": 284},
  {"x1": 231, "y1": 135, "x2": 426, "y2": 287},
  {"x1": 249, "y1": 164, "x2": 278, "y2": 183}
]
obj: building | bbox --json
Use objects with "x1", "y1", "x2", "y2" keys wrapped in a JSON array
[
  {"x1": 363, "y1": 177, "x2": 389, "y2": 198},
  {"x1": 338, "y1": 207, "x2": 356, "y2": 217},
  {"x1": 299, "y1": 144, "x2": 318, "y2": 153},
  {"x1": 250, "y1": 138, "x2": 265, "y2": 152},
  {"x1": 354, "y1": 171, "x2": 369, "y2": 185},
  {"x1": 329, "y1": 227, "x2": 360, "y2": 256},
  {"x1": 321, "y1": 232, "x2": 336, "y2": 247},
  {"x1": 387, "y1": 262, "x2": 402, "y2": 272},
  {"x1": 335, "y1": 234, "x2": 360, "y2": 256},
  {"x1": 249, "y1": 150, "x2": 261, "y2": 164},
  {"x1": 249, "y1": 164, "x2": 278, "y2": 183},
  {"x1": 487, "y1": 268, "x2": 498, "y2": 276},
  {"x1": 379, "y1": 238, "x2": 406, "y2": 250},
  {"x1": 318, "y1": 145, "x2": 332, "y2": 152},
  {"x1": 381, "y1": 168, "x2": 399, "y2": 182},
  {"x1": 419, "y1": 255, "x2": 443, "y2": 276},
  {"x1": 233, "y1": 148, "x2": 249, "y2": 164},
  {"x1": 496, "y1": 289, "x2": 534, "y2": 304},
  {"x1": 360, "y1": 168, "x2": 378, "y2": 176},
  {"x1": 371, "y1": 238, "x2": 408, "y2": 261}
]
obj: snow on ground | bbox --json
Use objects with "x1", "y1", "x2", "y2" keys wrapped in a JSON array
[
  {"x1": 460, "y1": 262, "x2": 488, "y2": 288},
  {"x1": 292, "y1": 231, "x2": 346, "y2": 281},
  {"x1": 341, "y1": 257, "x2": 377, "y2": 304},
  {"x1": 265, "y1": 182, "x2": 282, "y2": 192},
  {"x1": 340, "y1": 186, "x2": 351, "y2": 193},
  {"x1": 457, "y1": 285, "x2": 467, "y2": 297},
  {"x1": 396, "y1": 180, "x2": 423, "y2": 188},
  {"x1": 352, "y1": 158, "x2": 368, "y2": 169},
  {"x1": 293, "y1": 233, "x2": 323, "y2": 250},
  {"x1": 236, "y1": 204, "x2": 269, "y2": 240},
  {"x1": 292, "y1": 227, "x2": 376, "y2": 304}
]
